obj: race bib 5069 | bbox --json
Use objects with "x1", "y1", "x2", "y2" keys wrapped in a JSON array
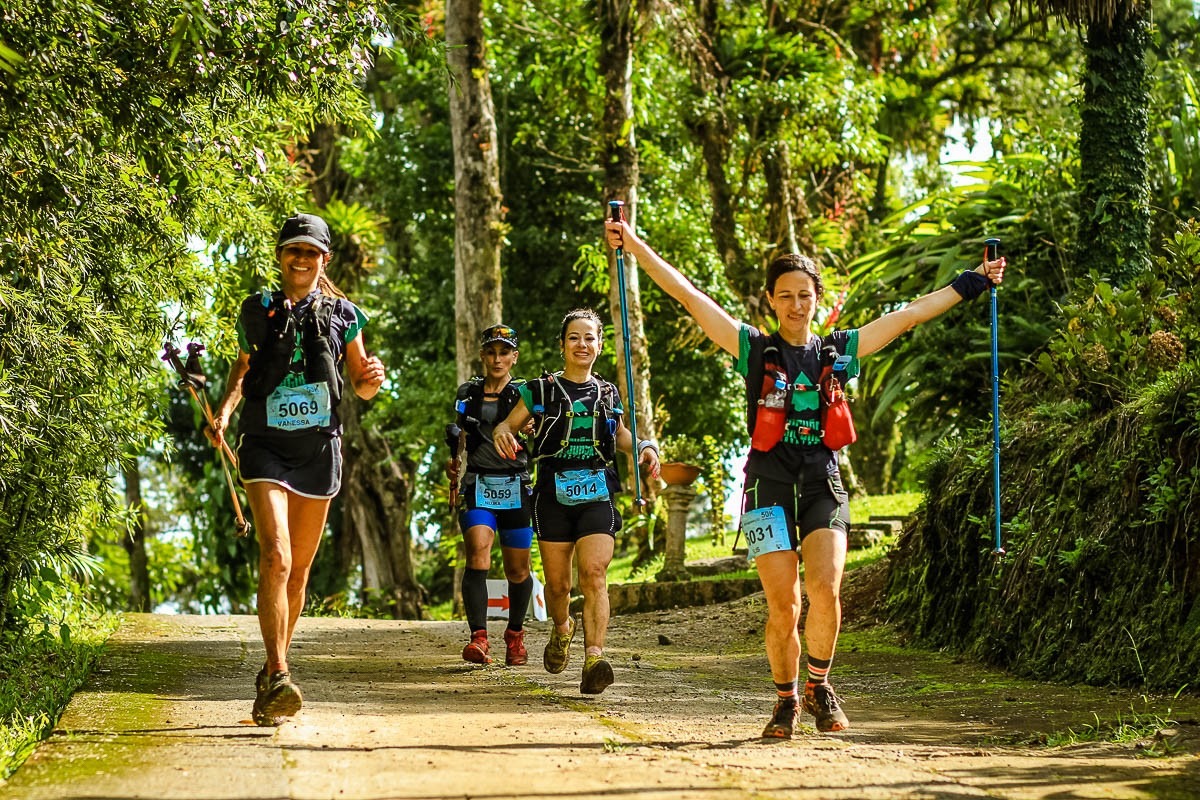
[{"x1": 267, "y1": 381, "x2": 331, "y2": 430}]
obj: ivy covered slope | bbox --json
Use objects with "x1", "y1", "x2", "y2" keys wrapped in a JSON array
[{"x1": 887, "y1": 221, "x2": 1200, "y2": 689}]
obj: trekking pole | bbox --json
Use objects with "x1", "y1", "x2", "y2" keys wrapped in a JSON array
[
  {"x1": 986, "y1": 238, "x2": 1004, "y2": 556},
  {"x1": 445, "y1": 423, "x2": 462, "y2": 511},
  {"x1": 162, "y1": 342, "x2": 252, "y2": 537},
  {"x1": 608, "y1": 200, "x2": 646, "y2": 508}
]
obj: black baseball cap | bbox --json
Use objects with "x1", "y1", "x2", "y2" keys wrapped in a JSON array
[
  {"x1": 276, "y1": 213, "x2": 331, "y2": 254},
  {"x1": 480, "y1": 324, "x2": 518, "y2": 349}
]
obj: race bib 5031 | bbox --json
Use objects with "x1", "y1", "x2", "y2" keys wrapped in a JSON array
[{"x1": 740, "y1": 506, "x2": 792, "y2": 559}]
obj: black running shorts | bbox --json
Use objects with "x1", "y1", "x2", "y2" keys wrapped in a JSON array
[
  {"x1": 237, "y1": 432, "x2": 343, "y2": 499},
  {"x1": 741, "y1": 463, "x2": 850, "y2": 549},
  {"x1": 531, "y1": 488, "x2": 623, "y2": 543}
]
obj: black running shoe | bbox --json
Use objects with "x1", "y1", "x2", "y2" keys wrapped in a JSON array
[
  {"x1": 761, "y1": 699, "x2": 798, "y2": 739},
  {"x1": 253, "y1": 670, "x2": 303, "y2": 726},
  {"x1": 802, "y1": 681, "x2": 850, "y2": 732}
]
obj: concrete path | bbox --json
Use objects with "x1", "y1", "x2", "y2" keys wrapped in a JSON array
[{"x1": 2, "y1": 610, "x2": 1199, "y2": 799}]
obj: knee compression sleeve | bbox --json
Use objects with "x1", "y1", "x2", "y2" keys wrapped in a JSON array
[{"x1": 498, "y1": 526, "x2": 534, "y2": 549}]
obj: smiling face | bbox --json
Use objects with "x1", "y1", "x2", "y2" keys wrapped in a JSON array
[
  {"x1": 561, "y1": 317, "x2": 602, "y2": 370},
  {"x1": 767, "y1": 270, "x2": 819, "y2": 342},
  {"x1": 480, "y1": 342, "x2": 518, "y2": 380},
  {"x1": 277, "y1": 242, "x2": 329, "y2": 295}
]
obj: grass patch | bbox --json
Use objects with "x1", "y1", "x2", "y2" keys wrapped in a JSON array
[
  {"x1": 993, "y1": 703, "x2": 1180, "y2": 756},
  {"x1": 0, "y1": 598, "x2": 118, "y2": 779},
  {"x1": 849, "y1": 492, "x2": 923, "y2": 520}
]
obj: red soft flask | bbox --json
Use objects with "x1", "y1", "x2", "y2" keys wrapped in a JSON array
[
  {"x1": 820, "y1": 372, "x2": 857, "y2": 451},
  {"x1": 751, "y1": 377, "x2": 788, "y2": 452}
]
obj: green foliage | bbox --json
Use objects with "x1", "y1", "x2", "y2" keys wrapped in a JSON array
[
  {"x1": 0, "y1": 0, "x2": 397, "y2": 626},
  {"x1": 886, "y1": 218, "x2": 1200, "y2": 690},
  {"x1": 1035, "y1": 219, "x2": 1200, "y2": 408},
  {"x1": 0, "y1": 582, "x2": 116, "y2": 778}
]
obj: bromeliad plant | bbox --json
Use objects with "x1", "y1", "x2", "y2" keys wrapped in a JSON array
[{"x1": 1034, "y1": 219, "x2": 1200, "y2": 408}]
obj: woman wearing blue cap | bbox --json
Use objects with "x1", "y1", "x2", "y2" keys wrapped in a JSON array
[
  {"x1": 450, "y1": 324, "x2": 536, "y2": 666},
  {"x1": 209, "y1": 213, "x2": 386, "y2": 725}
]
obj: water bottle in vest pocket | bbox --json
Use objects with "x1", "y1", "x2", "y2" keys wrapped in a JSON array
[
  {"x1": 819, "y1": 365, "x2": 856, "y2": 451},
  {"x1": 751, "y1": 373, "x2": 789, "y2": 452}
]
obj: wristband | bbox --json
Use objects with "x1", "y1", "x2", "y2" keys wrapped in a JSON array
[
  {"x1": 950, "y1": 269, "x2": 990, "y2": 301},
  {"x1": 637, "y1": 439, "x2": 658, "y2": 455}
]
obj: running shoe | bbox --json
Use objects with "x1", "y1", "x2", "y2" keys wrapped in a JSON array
[
  {"x1": 579, "y1": 653, "x2": 614, "y2": 695},
  {"x1": 462, "y1": 629, "x2": 491, "y2": 664},
  {"x1": 761, "y1": 699, "x2": 798, "y2": 739},
  {"x1": 542, "y1": 616, "x2": 576, "y2": 674},
  {"x1": 252, "y1": 670, "x2": 302, "y2": 726},
  {"x1": 802, "y1": 681, "x2": 850, "y2": 732},
  {"x1": 503, "y1": 628, "x2": 528, "y2": 666}
]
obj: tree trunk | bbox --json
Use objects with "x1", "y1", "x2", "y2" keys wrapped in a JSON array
[
  {"x1": 1077, "y1": 7, "x2": 1150, "y2": 286},
  {"x1": 339, "y1": 394, "x2": 424, "y2": 618},
  {"x1": 447, "y1": 0, "x2": 505, "y2": 384},
  {"x1": 674, "y1": 2, "x2": 761, "y2": 320},
  {"x1": 121, "y1": 460, "x2": 152, "y2": 612},
  {"x1": 598, "y1": 0, "x2": 659, "y2": 556}
]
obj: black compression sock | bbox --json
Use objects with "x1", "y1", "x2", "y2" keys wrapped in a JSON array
[
  {"x1": 507, "y1": 576, "x2": 534, "y2": 631},
  {"x1": 462, "y1": 568, "x2": 489, "y2": 633}
]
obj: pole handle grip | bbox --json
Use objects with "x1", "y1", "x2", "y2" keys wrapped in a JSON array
[
  {"x1": 609, "y1": 200, "x2": 625, "y2": 223},
  {"x1": 985, "y1": 237, "x2": 1000, "y2": 262}
]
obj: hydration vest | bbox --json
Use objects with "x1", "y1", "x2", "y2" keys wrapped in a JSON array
[
  {"x1": 240, "y1": 291, "x2": 344, "y2": 404},
  {"x1": 745, "y1": 332, "x2": 851, "y2": 450},
  {"x1": 455, "y1": 377, "x2": 527, "y2": 453},
  {"x1": 529, "y1": 372, "x2": 620, "y2": 468}
]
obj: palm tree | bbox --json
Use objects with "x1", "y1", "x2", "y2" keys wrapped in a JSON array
[{"x1": 1010, "y1": 0, "x2": 1150, "y2": 284}]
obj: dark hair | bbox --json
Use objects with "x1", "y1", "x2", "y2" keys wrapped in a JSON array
[
  {"x1": 765, "y1": 253, "x2": 824, "y2": 300},
  {"x1": 559, "y1": 308, "x2": 603, "y2": 342}
]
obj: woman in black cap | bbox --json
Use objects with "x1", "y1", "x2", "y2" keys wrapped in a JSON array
[
  {"x1": 209, "y1": 212, "x2": 386, "y2": 726},
  {"x1": 450, "y1": 324, "x2": 535, "y2": 666}
]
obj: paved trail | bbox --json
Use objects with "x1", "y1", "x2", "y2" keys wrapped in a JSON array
[{"x1": 2, "y1": 608, "x2": 1198, "y2": 799}]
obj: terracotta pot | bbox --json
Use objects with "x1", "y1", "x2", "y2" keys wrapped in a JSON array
[{"x1": 659, "y1": 461, "x2": 702, "y2": 486}]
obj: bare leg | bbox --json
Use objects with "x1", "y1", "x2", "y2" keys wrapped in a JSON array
[
  {"x1": 756, "y1": 548, "x2": 803, "y2": 683},
  {"x1": 537, "y1": 539, "x2": 575, "y2": 632},
  {"x1": 575, "y1": 533, "x2": 615, "y2": 655},
  {"x1": 282, "y1": 493, "x2": 332, "y2": 653},
  {"x1": 247, "y1": 483, "x2": 293, "y2": 673},
  {"x1": 799, "y1": 528, "x2": 847, "y2": 666}
]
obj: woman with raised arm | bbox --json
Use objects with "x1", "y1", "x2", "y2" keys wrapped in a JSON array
[
  {"x1": 492, "y1": 308, "x2": 660, "y2": 695},
  {"x1": 209, "y1": 213, "x2": 385, "y2": 726},
  {"x1": 605, "y1": 219, "x2": 1004, "y2": 738}
]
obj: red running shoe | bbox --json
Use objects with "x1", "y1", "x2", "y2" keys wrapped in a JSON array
[
  {"x1": 462, "y1": 629, "x2": 491, "y2": 664},
  {"x1": 803, "y1": 681, "x2": 850, "y2": 732},
  {"x1": 504, "y1": 628, "x2": 527, "y2": 666}
]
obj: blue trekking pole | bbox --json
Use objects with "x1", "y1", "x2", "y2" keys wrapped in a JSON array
[
  {"x1": 609, "y1": 200, "x2": 646, "y2": 508},
  {"x1": 986, "y1": 237, "x2": 1004, "y2": 556}
]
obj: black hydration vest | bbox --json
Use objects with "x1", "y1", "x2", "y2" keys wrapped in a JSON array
[
  {"x1": 455, "y1": 377, "x2": 527, "y2": 453},
  {"x1": 240, "y1": 291, "x2": 344, "y2": 404},
  {"x1": 529, "y1": 372, "x2": 620, "y2": 468}
]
